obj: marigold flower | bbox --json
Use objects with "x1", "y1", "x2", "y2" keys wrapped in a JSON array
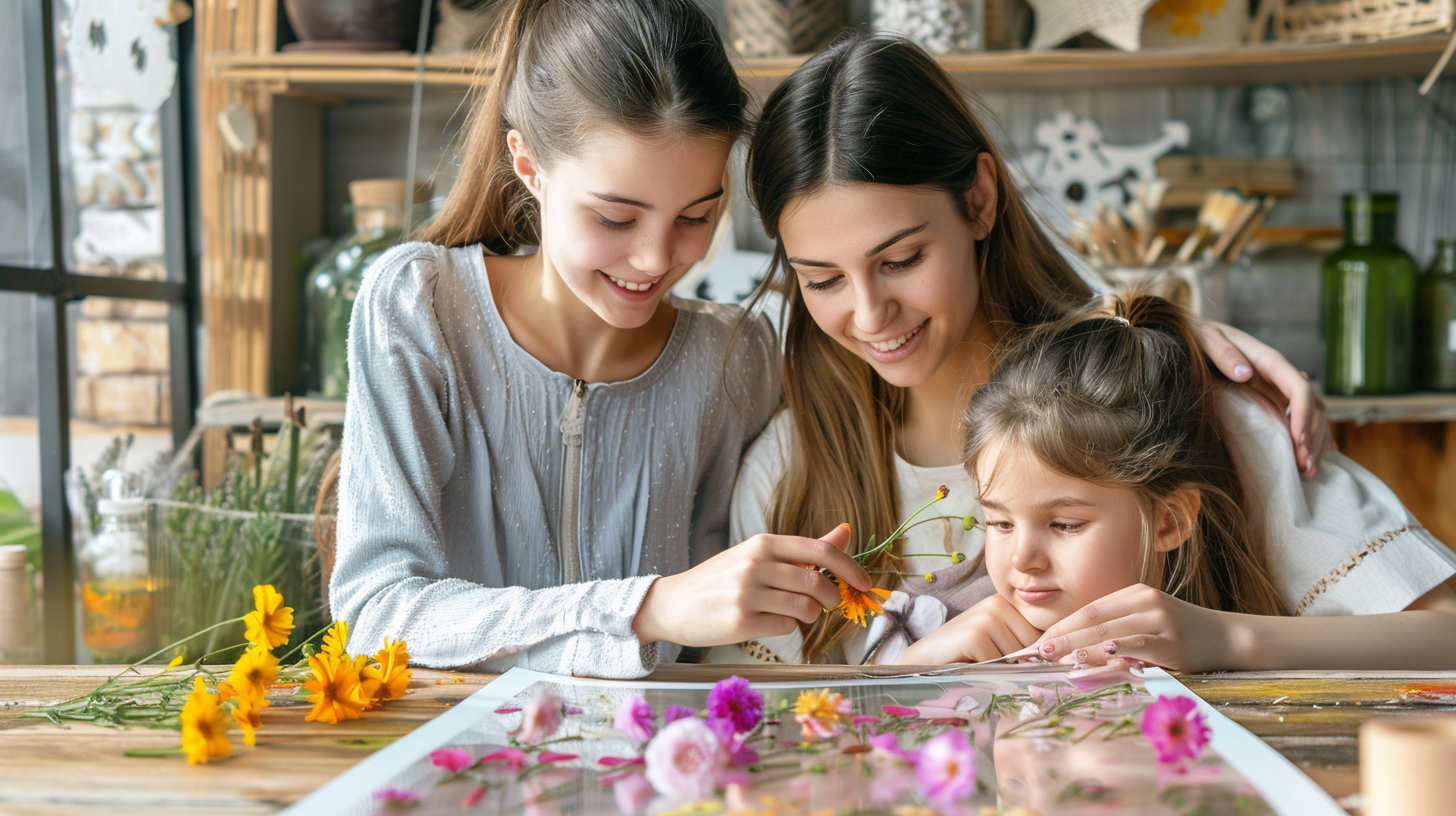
[
  {"x1": 836, "y1": 580, "x2": 892, "y2": 627},
  {"x1": 303, "y1": 652, "x2": 367, "y2": 724},
  {"x1": 320, "y1": 619, "x2": 349, "y2": 658},
  {"x1": 180, "y1": 677, "x2": 231, "y2": 765},
  {"x1": 362, "y1": 638, "x2": 411, "y2": 708},
  {"x1": 243, "y1": 585, "x2": 293, "y2": 650},
  {"x1": 1141, "y1": 695, "x2": 1211, "y2": 763},
  {"x1": 793, "y1": 688, "x2": 851, "y2": 742},
  {"x1": 231, "y1": 694, "x2": 269, "y2": 746},
  {"x1": 228, "y1": 643, "x2": 280, "y2": 704}
]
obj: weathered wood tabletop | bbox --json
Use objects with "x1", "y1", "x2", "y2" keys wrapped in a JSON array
[{"x1": 1, "y1": 664, "x2": 1453, "y2": 815}]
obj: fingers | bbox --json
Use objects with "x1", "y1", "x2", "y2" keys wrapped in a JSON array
[
  {"x1": 1207, "y1": 321, "x2": 1328, "y2": 478},
  {"x1": 769, "y1": 533, "x2": 872, "y2": 591},
  {"x1": 1195, "y1": 320, "x2": 1253, "y2": 383},
  {"x1": 758, "y1": 561, "x2": 842, "y2": 615},
  {"x1": 820, "y1": 523, "x2": 852, "y2": 551},
  {"x1": 753, "y1": 586, "x2": 830, "y2": 626},
  {"x1": 1035, "y1": 586, "x2": 1150, "y2": 656}
]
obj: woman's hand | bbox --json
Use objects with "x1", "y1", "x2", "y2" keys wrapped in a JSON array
[
  {"x1": 1195, "y1": 319, "x2": 1330, "y2": 479},
  {"x1": 896, "y1": 594, "x2": 1042, "y2": 665},
  {"x1": 632, "y1": 525, "x2": 870, "y2": 648},
  {"x1": 1033, "y1": 584, "x2": 1248, "y2": 673}
]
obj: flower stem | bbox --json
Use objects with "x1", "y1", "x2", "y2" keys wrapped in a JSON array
[{"x1": 854, "y1": 493, "x2": 949, "y2": 564}]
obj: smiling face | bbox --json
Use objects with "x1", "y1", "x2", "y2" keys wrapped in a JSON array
[
  {"x1": 515, "y1": 125, "x2": 732, "y2": 329},
  {"x1": 975, "y1": 441, "x2": 1159, "y2": 631},
  {"x1": 775, "y1": 170, "x2": 994, "y2": 389}
]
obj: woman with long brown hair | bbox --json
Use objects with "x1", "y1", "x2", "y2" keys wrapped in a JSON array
[{"x1": 715, "y1": 33, "x2": 1454, "y2": 667}]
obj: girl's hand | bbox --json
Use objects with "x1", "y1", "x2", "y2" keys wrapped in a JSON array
[
  {"x1": 632, "y1": 525, "x2": 871, "y2": 648},
  {"x1": 1033, "y1": 583, "x2": 1247, "y2": 673},
  {"x1": 1195, "y1": 318, "x2": 1330, "y2": 479},
  {"x1": 896, "y1": 594, "x2": 1042, "y2": 665}
]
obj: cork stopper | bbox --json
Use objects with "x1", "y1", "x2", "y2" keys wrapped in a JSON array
[{"x1": 349, "y1": 180, "x2": 432, "y2": 232}]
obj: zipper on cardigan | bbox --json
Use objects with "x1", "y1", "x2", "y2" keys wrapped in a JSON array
[{"x1": 557, "y1": 378, "x2": 588, "y2": 584}]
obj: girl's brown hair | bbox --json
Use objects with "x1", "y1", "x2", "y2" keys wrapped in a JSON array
[
  {"x1": 963, "y1": 291, "x2": 1289, "y2": 617},
  {"x1": 421, "y1": 0, "x2": 747, "y2": 253},
  {"x1": 744, "y1": 33, "x2": 1093, "y2": 661}
]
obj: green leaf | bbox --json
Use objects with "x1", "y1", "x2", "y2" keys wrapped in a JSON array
[{"x1": 124, "y1": 746, "x2": 188, "y2": 759}]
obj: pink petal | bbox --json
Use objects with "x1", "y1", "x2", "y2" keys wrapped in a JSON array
[
  {"x1": 881, "y1": 704, "x2": 919, "y2": 717},
  {"x1": 597, "y1": 756, "x2": 646, "y2": 767},
  {"x1": 537, "y1": 751, "x2": 578, "y2": 764}
]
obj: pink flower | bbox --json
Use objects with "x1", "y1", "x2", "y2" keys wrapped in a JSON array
[
  {"x1": 371, "y1": 788, "x2": 420, "y2": 810},
  {"x1": 518, "y1": 691, "x2": 563, "y2": 745},
  {"x1": 611, "y1": 771, "x2": 655, "y2": 816},
  {"x1": 881, "y1": 704, "x2": 919, "y2": 717},
  {"x1": 615, "y1": 695, "x2": 655, "y2": 745},
  {"x1": 870, "y1": 765, "x2": 915, "y2": 803},
  {"x1": 852, "y1": 714, "x2": 880, "y2": 727},
  {"x1": 915, "y1": 730, "x2": 976, "y2": 805},
  {"x1": 461, "y1": 784, "x2": 487, "y2": 808},
  {"x1": 478, "y1": 746, "x2": 530, "y2": 772},
  {"x1": 643, "y1": 718, "x2": 728, "y2": 800},
  {"x1": 869, "y1": 731, "x2": 919, "y2": 764},
  {"x1": 706, "y1": 676, "x2": 764, "y2": 734},
  {"x1": 663, "y1": 704, "x2": 696, "y2": 723},
  {"x1": 1141, "y1": 695, "x2": 1211, "y2": 763},
  {"x1": 598, "y1": 755, "x2": 645, "y2": 768},
  {"x1": 430, "y1": 747, "x2": 475, "y2": 774},
  {"x1": 537, "y1": 751, "x2": 578, "y2": 764}
]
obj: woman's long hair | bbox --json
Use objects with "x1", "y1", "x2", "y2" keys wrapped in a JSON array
[
  {"x1": 964, "y1": 291, "x2": 1289, "y2": 617},
  {"x1": 745, "y1": 33, "x2": 1093, "y2": 661},
  {"x1": 421, "y1": 0, "x2": 747, "y2": 252}
]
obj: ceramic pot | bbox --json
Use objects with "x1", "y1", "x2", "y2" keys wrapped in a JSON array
[{"x1": 283, "y1": 0, "x2": 426, "y2": 52}]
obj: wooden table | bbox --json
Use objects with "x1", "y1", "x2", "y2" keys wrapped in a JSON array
[{"x1": 1, "y1": 665, "x2": 1453, "y2": 814}]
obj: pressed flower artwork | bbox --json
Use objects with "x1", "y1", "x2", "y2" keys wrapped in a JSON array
[{"x1": 347, "y1": 668, "x2": 1282, "y2": 816}]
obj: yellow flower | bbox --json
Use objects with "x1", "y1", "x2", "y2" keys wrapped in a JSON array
[
  {"x1": 321, "y1": 619, "x2": 349, "y2": 659},
  {"x1": 228, "y1": 644, "x2": 280, "y2": 704},
  {"x1": 835, "y1": 580, "x2": 892, "y2": 627},
  {"x1": 231, "y1": 694, "x2": 269, "y2": 746},
  {"x1": 243, "y1": 585, "x2": 294, "y2": 650},
  {"x1": 353, "y1": 654, "x2": 383, "y2": 709},
  {"x1": 180, "y1": 678, "x2": 231, "y2": 765},
  {"x1": 793, "y1": 688, "x2": 850, "y2": 741},
  {"x1": 166, "y1": 654, "x2": 184, "y2": 670},
  {"x1": 303, "y1": 653, "x2": 367, "y2": 724},
  {"x1": 362, "y1": 638, "x2": 412, "y2": 707}
]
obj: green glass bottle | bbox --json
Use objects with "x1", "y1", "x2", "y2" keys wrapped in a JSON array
[
  {"x1": 1321, "y1": 192, "x2": 1418, "y2": 395},
  {"x1": 1419, "y1": 238, "x2": 1456, "y2": 391}
]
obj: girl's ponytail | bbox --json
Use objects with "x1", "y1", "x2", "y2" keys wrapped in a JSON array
[{"x1": 421, "y1": 0, "x2": 547, "y2": 252}]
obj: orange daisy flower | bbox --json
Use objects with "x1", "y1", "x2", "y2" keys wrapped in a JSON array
[
  {"x1": 180, "y1": 678, "x2": 231, "y2": 764},
  {"x1": 243, "y1": 585, "x2": 294, "y2": 650},
  {"x1": 231, "y1": 694, "x2": 270, "y2": 746},
  {"x1": 320, "y1": 619, "x2": 349, "y2": 659},
  {"x1": 836, "y1": 580, "x2": 892, "y2": 627},
  {"x1": 228, "y1": 644, "x2": 280, "y2": 704},
  {"x1": 362, "y1": 638, "x2": 412, "y2": 708},
  {"x1": 303, "y1": 653, "x2": 367, "y2": 724}
]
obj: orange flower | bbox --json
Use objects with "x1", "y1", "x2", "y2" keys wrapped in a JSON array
[
  {"x1": 180, "y1": 678, "x2": 231, "y2": 764},
  {"x1": 793, "y1": 688, "x2": 851, "y2": 742},
  {"x1": 303, "y1": 653, "x2": 367, "y2": 724},
  {"x1": 362, "y1": 638, "x2": 412, "y2": 708},
  {"x1": 231, "y1": 694, "x2": 269, "y2": 746},
  {"x1": 320, "y1": 619, "x2": 349, "y2": 659},
  {"x1": 228, "y1": 644, "x2": 280, "y2": 704},
  {"x1": 836, "y1": 580, "x2": 892, "y2": 627},
  {"x1": 243, "y1": 585, "x2": 294, "y2": 650}
]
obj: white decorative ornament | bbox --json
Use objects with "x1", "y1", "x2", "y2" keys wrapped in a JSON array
[
  {"x1": 1024, "y1": 0, "x2": 1159, "y2": 52},
  {"x1": 872, "y1": 0, "x2": 982, "y2": 55},
  {"x1": 1023, "y1": 111, "x2": 1188, "y2": 230},
  {"x1": 66, "y1": 0, "x2": 178, "y2": 112}
]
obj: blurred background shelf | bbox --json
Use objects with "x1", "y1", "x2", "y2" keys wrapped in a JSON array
[
  {"x1": 1327, "y1": 393, "x2": 1456, "y2": 425},
  {"x1": 208, "y1": 34, "x2": 1456, "y2": 99}
]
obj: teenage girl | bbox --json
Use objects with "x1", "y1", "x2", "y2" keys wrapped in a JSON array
[
  {"x1": 329, "y1": 0, "x2": 870, "y2": 678},
  {"x1": 716, "y1": 33, "x2": 1451, "y2": 666},
  {"x1": 901, "y1": 293, "x2": 1456, "y2": 671}
]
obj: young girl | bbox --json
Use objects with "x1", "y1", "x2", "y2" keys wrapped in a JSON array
[
  {"x1": 329, "y1": 0, "x2": 871, "y2": 679},
  {"x1": 715, "y1": 32, "x2": 1447, "y2": 667},
  {"x1": 899, "y1": 293, "x2": 1456, "y2": 671}
]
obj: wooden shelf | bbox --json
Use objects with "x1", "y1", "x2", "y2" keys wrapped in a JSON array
[
  {"x1": 210, "y1": 34, "x2": 1456, "y2": 99},
  {"x1": 1327, "y1": 393, "x2": 1456, "y2": 424}
]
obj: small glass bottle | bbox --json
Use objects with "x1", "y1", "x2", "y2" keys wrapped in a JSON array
[
  {"x1": 78, "y1": 470, "x2": 154, "y2": 662},
  {"x1": 1419, "y1": 238, "x2": 1456, "y2": 391},
  {"x1": 304, "y1": 179, "x2": 430, "y2": 398},
  {"x1": 1321, "y1": 192, "x2": 1418, "y2": 395}
]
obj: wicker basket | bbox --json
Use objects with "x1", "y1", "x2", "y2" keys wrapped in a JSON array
[
  {"x1": 1254, "y1": 0, "x2": 1454, "y2": 43},
  {"x1": 724, "y1": 0, "x2": 848, "y2": 57}
]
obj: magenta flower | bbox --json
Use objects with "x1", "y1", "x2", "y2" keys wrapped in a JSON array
[
  {"x1": 615, "y1": 695, "x2": 655, "y2": 745},
  {"x1": 881, "y1": 704, "x2": 919, "y2": 717},
  {"x1": 869, "y1": 731, "x2": 919, "y2": 764},
  {"x1": 663, "y1": 704, "x2": 696, "y2": 724},
  {"x1": 643, "y1": 718, "x2": 728, "y2": 800},
  {"x1": 538, "y1": 750, "x2": 578, "y2": 764},
  {"x1": 598, "y1": 755, "x2": 646, "y2": 768},
  {"x1": 706, "y1": 676, "x2": 764, "y2": 734},
  {"x1": 915, "y1": 730, "x2": 976, "y2": 804},
  {"x1": 429, "y1": 747, "x2": 474, "y2": 774},
  {"x1": 517, "y1": 691, "x2": 563, "y2": 745},
  {"x1": 478, "y1": 746, "x2": 530, "y2": 772},
  {"x1": 461, "y1": 784, "x2": 487, "y2": 808},
  {"x1": 1141, "y1": 695, "x2": 1211, "y2": 763},
  {"x1": 852, "y1": 714, "x2": 880, "y2": 727}
]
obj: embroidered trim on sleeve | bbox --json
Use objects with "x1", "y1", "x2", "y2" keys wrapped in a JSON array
[
  {"x1": 738, "y1": 640, "x2": 784, "y2": 664},
  {"x1": 1294, "y1": 525, "x2": 1412, "y2": 615}
]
